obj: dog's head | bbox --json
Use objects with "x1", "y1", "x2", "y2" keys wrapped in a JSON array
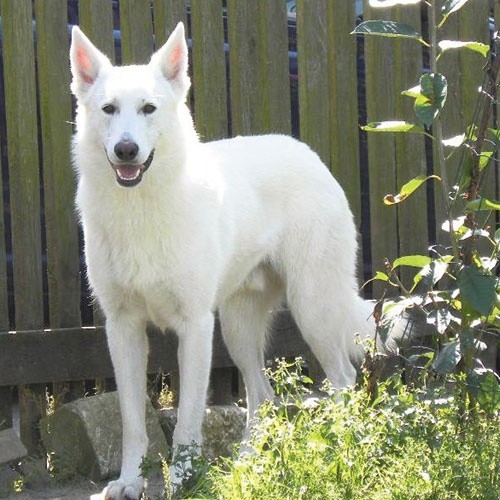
[{"x1": 70, "y1": 23, "x2": 190, "y2": 187}]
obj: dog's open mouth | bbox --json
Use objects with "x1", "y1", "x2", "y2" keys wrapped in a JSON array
[{"x1": 111, "y1": 150, "x2": 155, "y2": 187}]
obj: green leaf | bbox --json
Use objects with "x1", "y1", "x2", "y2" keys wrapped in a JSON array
[
  {"x1": 401, "y1": 84, "x2": 421, "y2": 99},
  {"x1": 440, "y1": 1, "x2": 472, "y2": 27},
  {"x1": 477, "y1": 371, "x2": 500, "y2": 413},
  {"x1": 486, "y1": 128, "x2": 500, "y2": 147},
  {"x1": 442, "y1": 134, "x2": 465, "y2": 148},
  {"x1": 414, "y1": 73, "x2": 447, "y2": 127},
  {"x1": 433, "y1": 340, "x2": 461, "y2": 374},
  {"x1": 466, "y1": 197, "x2": 500, "y2": 211},
  {"x1": 373, "y1": 271, "x2": 390, "y2": 282},
  {"x1": 442, "y1": 0, "x2": 472, "y2": 16},
  {"x1": 361, "y1": 121, "x2": 426, "y2": 134},
  {"x1": 427, "y1": 307, "x2": 454, "y2": 335},
  {"x1": 383, "y1": 175, "x2": 440, "y2": 205},
  {"x1": 392, "y1": 255, "x2": 432, "y2": 269},
  {"x1": 458, "y1": 266, "x2": 496, "y2": 316},
  {"x1": 352, "y1": 21, "x2": 429, "y2": 46},
  {"x1": 478, "y1": 152, "x2": 494, "y2": 172},
  {"x1": 413, "y1": 257, "x2": 452, "y2": 290},
  {"x1": 438, "y1": 40, "x2": 490, "y2": 58}
]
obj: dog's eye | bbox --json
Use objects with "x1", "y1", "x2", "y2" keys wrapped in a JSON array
[
  {"x1": 102, "y1": 104, "x2": 117, "y2": 115},
  {"x1": 142, "y1": 104, "x2": 157, "y2": 115}
]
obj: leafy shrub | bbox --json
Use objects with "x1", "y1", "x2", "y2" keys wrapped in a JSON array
[{"x1": 204, "y1": 360, "x2": 499, "y2": 500}]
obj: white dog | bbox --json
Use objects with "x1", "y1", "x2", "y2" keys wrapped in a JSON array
[{"x1": 70, "y1": 23, "x2": 375, "y2": 499}]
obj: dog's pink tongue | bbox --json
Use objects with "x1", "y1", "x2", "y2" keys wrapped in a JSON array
[{"x1": 116, "y1": 165, "x2": 141, "y2": 180}]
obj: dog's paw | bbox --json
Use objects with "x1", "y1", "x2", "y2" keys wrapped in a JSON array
[{"x1": 102, "y1": 477, "x2": 144, "y2": 500}]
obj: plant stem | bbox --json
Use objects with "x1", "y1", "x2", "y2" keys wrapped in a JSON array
[{"x1": 428, "y1": 1, "x2": 460, "y2": 262}]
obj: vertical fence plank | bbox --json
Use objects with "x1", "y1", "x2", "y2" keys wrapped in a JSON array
[
  {"x1": 1, "y1": 1, "x2": 43, "y2": 331},
  {"x1": 257, "y1": 0, "x2": 291, "y2": 135},
  {"x1": 36, "y1": 0, "x2": 81, "y2": 330},
  {"x1": 0, "y1": 12, "x2": 11, "y2": 427},
  {"x1": 120, "y1": 0, "x2": 154, "y2": 65},
  {"x1": 1, "y1": 0, "x2": 45, "y2": 452},
  {"x1": 393, "y1": 5, "x2": 428, "y2": 286},
  {"x1": 296, "y1": 0, "x2": 330, "y2": 164},
  {"x1": 326, "y1": 1, "x2": 364, "y2": 283},
  {"x1": 78, "y1": 0, "x2": 116, "y2": 62},
  {"x1": 36, "y1": 0, "x2": 85, "y2": 408},
  {"x1": 364, "y1": 1, "x2": 398, "y2": 294},
  {"x1": 435, "y1": 7, "x2": 460, "y2": 240},
  {"x1": 152, "y1": 0, "x2": 188, "y2": 49},
  {"x1": 191, "y1": 0, "x2": 228, "y2": 141},
  {"x1": 0, "y1": 138, "x2": 8, "y2": 332},
  {"x1": 327, "y1": 1, "x2": 361, "y2": 218},
  {"x1": 227, "y1": 0, "x2": 291, "y2": 136}
]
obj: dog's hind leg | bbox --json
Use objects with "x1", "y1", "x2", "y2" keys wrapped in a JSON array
[
  {"x1": 219, "y1": 271, "x2": 284, "y2": 422},
  {"x1": 284, "y1": 228, "x2": 373, "y2": 390},
  {"x1": 102, "y1": 312, "x2": 149, "y2": 500}
]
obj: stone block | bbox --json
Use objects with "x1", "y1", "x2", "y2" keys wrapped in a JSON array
[
  {"x1": 159, "y1": 405, "x2": 247, "y2": 460},
  {"x1": 0, "y1": 428, "x2": 27, "y2": 465},
  {"x1": 40, "y1": 392, "x2": 168, "y2": 481}
]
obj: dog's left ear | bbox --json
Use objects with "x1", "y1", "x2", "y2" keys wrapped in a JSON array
[{"x1": 150, "y1": 22, "x2": 190, "y2": 97}]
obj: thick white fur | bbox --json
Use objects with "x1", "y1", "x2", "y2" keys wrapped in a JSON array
[{"x1": 70, "y1": 23, "x2": 375, "y2": 500}]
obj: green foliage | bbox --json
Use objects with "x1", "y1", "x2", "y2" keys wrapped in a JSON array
[
  {"x1": 357, "y1": 0, "x2": 500, "y2": 408},
  {"x1": 414, "y1": 73, "x2": 447, "y2": 127},
  {"x1": 193, "y1": 361, "x2": 500, "y2": 500}
]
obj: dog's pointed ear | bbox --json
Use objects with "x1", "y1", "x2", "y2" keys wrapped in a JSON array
[
  {"x1": 70, "y1": 26, "x2": 111, "y2": 98},
  {"x1": 150, "y1": 22, "x2": 190, "y2": 97}
]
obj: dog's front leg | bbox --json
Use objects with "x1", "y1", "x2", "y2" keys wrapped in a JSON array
[
  {"x1": 102, "y1": 314, "x2": 148, "y2": 500},
  {"x1": 170, "y1": 312, "x2": 214, "y2": 487}
]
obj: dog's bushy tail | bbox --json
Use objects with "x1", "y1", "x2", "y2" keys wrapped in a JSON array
[{"x1": 355, "y1": 298, "x2": 433, "y2": 360}]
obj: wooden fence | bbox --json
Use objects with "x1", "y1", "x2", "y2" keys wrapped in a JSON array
[{"x1": 0, "y1": 0, "x2": 495, "y2": 453}]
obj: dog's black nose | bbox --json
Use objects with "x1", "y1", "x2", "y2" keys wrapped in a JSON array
[{"x1": 114, "y1": 140, "x2": 139, "y2": 161}]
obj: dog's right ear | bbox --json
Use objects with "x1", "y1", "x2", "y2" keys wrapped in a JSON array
[{"x1": 70, "y1": 26, "x2": 111, "y2": 98}]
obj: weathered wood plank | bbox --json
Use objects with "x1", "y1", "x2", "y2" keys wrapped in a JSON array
[
  {"x1": 393, "y1": 5, "x2": 428, "y2": 286},
  {"x1": 1, "y1": 0, "x2": 44, "y2": 331},
  {"x1": 325, "y1": 1, "x2": 364, "y2": 285},
  {"x1": 0, "y1": 0, "x2": 45, "y2": 450},
  {"x1": 0, "y1": 123, "x2": 8, "y2": 333},
  {"x1": 364, "y1": 2, "x2": 398, "y2": 294},
  {"x1": 191, "y1": 0, "x2": 228, "y2": 141},
  {"x1": 77, "y1": 0, "x2": 116, "y2": 62},
  {"x1": 327, "y1": 1, "x2": 361, "y2": 223},
  {"x1": 0, "y1": 312, "x2": 307, "y2": 387},
  {"x1": 35, "y1": 0, "x2": 81, "y2": 329},
  {"x1": 152, "y1": 0, "x2": 187, "y2": 49},
  {"x1": 296, "y1": 0, "x2": 330, "y2": 164},
  {"x1": 227, "y1": 0, "x2": 291, "y2": 136},
  {"x1": 257, "y1": 0, "x2": 291, "y2": 135},
  {"x1": 119, "y1": 0, "x2": 155, "y2": 65}
]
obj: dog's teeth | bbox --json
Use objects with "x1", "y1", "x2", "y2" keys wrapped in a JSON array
[{"x1": 116, "y1": 165, "x2": 141, "y2": 180}]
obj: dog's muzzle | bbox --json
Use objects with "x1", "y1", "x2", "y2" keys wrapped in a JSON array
[{"x1": 109, "y1": 150, "x2": 155, "y2": 187}]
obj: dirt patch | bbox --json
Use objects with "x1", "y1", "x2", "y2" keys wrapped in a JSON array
[{"x1": 2, "y1": 458, "x2": 164, "y2": 500}]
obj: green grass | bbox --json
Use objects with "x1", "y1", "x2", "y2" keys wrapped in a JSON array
[{"x1": 170, "y1": 360, "x2": 499, "y2": 500}]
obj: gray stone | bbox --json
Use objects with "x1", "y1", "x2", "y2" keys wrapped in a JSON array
[
  {"x1": 40, "y1": 392, "x2": 168, "y2": 481},
  {"x1": 0, "y1": 428, "x2": 27, "y2": 465},
  {"x1": 159, "y1": 405, "x2": 247, "y2": 461}
]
